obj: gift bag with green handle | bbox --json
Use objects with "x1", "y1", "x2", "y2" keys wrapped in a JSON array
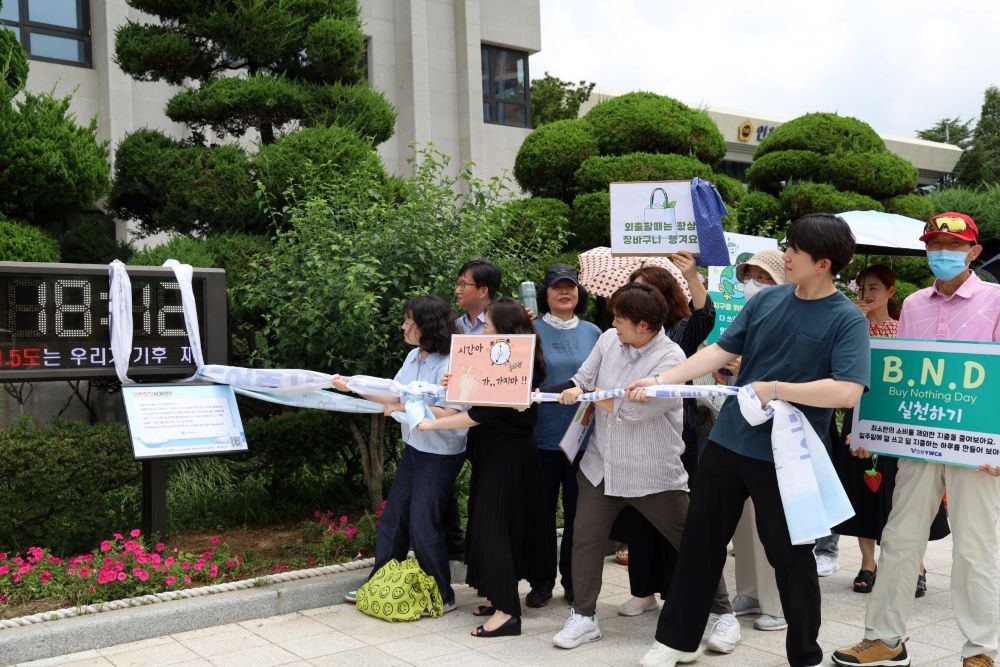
[
  {"x1": 644, "y1": 186, "x2": 677, "y2": 228},
  {"x1": 355, "y1": 557, "x2": 444, "y2": 622}
]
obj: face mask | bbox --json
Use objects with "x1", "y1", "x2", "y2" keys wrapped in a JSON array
[
  {"x1": 926, "y1": 249, "x2": 969, "y2": 281},
  {"x1": 742, "y1": 279, "x2": 768, "y2": 301}
]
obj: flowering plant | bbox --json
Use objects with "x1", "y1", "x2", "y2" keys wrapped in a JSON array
[
  {"x1": 300, "y1": 502, "x2": 384, "y2": 562},
  {"x1": 0, "y1": 530, "x2": 241, "y2": 612}
]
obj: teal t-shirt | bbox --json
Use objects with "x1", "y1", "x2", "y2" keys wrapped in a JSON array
[{"x1": 712, "y1": 284, "x2": 871, "y2": 462}]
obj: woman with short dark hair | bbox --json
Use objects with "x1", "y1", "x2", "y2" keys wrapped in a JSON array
[
  {"x1": 331, "y1": 295, "x2": 465, "y2": 613},
  {"x1": 551, "y1": 283, "x2": 732, "y2": 651}
]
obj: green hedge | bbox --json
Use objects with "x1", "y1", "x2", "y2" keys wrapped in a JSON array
[
  {"x1": 59, "y1": 213, "x2": 133, "y2": 264},
  {"x1": 581, "y1": 92, "x2": 726, "y2": 166},
  {"x1": 0, "y1": 29, "x2": 28, "y2": 95},
  {"x1": 732, "y1": 190, "x2": 786, "y2": 238},
  {"x1": 497, "y1": 197, "x2": 571, "y2": 248},
  {"x1": 884, "y1": 194, "x2": 935, "y2": 222},
  {"x1": 570, "y1": 191, "x2": 611, "y2": 250},
  {"x1": 780, "y1": 182, "x2": 884, "y2": 219},
  {"x1": 754, "y1": 112, "x2": 886, "y2": 158},
  {"x1": 513, "y1": 119, "x2": 600, "y2": 201},
  {"x1": 824, "y1": 151, "x2": 918, "y2": 199},
  {"x1": 0, "y1": 419, "x2": 139, "y2": 554},
  {"x1": 0, "y1": 215, "x2": 60, "y2": 262},
  {"x1": 301, "y1": 81, "x2": 396, "y2": 145},
  {"x1": 746, "y1": 150, "x2": 827, "y2": 194},
  {"x1": 712, "y1": 173, "x2": 745, "y2": 207},
  {"x1": 574, "y1": 152, "x2": 715, "y2": 193}
]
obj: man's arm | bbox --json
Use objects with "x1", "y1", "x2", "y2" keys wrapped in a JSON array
[
  {"x1": 749, "y1": 378, "x2": 865, "y2": 409},
  {"x1": 626, "y1": 343, "x2": 738, "y2": 391}
]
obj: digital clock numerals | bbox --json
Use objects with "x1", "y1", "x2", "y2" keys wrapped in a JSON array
[
  {"x1": 9, "y1": 279, "x2": 47, "y2": 336},
  {"x1": 54, "y1": 279, "x2": 92, "y2": 336},
  {"x1": 157, "y1": 282, "x2": 187, "y2": 336},
  {"x1": 6, "y1": 277, "x2": 191, "y2": 340}
]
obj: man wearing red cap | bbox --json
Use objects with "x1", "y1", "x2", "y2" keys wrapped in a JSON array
[{"x1": 835, "y1": 212, "x2": 1000, "y2": 667}]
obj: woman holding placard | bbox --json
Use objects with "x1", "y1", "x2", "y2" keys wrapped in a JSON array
[
  {"x1": 834, "y1": 265, "x2": 949, "y2": 597},
  {"x1": 330, "y1": 295, "x2": 466, "y2": 614},
  {"x1": 416, "y1": 297, "x2": 551, "y2": 638},
  {"x1": 526, "y1": 264, "x2": 602, "y2": 609}
]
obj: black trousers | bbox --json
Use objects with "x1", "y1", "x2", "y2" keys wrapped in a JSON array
[
  {"x1": 443, "y1": 458, "x2": 467, "y2": 559},
  {"x1": 655, "y1": 442, "x2": 822, "y2": 667},
  {"x1": 537, "y1": 448, "x2": 581, "y2": 593}
]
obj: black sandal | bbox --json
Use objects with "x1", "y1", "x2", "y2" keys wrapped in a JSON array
[
  {"x1": 472, "y1": 605, "x2": 496, "y2": 617},
  {"x1": 853, "y1": 568, "x2": 876, "y2": 593},
  {"x1": 915, "y1": 572, "x2": 927, "y2": 598},
  {"x1": 472, "y1": 615, "x2": 521, "y2": 637}
]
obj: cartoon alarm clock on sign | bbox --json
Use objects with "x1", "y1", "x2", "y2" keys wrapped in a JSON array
[{"x1": 489, "y1": 338, "x2": 512, "y2": 365}]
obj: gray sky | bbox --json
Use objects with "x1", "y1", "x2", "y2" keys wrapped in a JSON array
[{"x1": 530, "y1": 0, "x2": 1000, "y2": 138}]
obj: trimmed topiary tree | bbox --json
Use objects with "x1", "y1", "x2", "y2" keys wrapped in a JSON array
[
  {"x1": 574, "y1": 152, "x2": 716, "y2": 193},
  {"x1": 570, "y1": 192, "x2": 611, "y2": 251},
  {"x1": 737, "y1": 111, "x2": 923, "y2": 237},
  {"x1": 513, "y1": 119, "x2": 599, "y2": 202},
  {"x1": 884, "y1": 194, "x2": 935, "y2": 222},
  {"x1": 110, "y1": 0, "x2": 394, "y2": 236},
  {"x1": 581, "y1": 92, "x2": 726, "y2": 167},
  {"x1": 731, "y1": 191, "x2": 784, "y2": 238}
]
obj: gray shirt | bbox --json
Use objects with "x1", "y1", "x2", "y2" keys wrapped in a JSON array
[{"x1": 572, "y1": 328, "x2": 687, "y2": 496}]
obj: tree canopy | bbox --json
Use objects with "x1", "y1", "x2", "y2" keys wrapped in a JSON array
[
  {"x1": 529, "y1": 72, "x2": 595, "y2": 127},
  {"x1": 957, "y1": 86, "x2": 1000, "y2": 188},
  {"x1": 110, "y1": 0, "x2": 394, "y2": 236}
]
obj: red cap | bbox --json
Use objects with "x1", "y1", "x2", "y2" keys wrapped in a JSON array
[{"x1": 919, "y1": 212, "x2": 978, "y2": 244}]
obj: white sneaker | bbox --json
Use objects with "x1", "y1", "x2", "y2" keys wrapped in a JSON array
[
  {"x1": 730, "y1": 594, "x2": 761, "y2": 616},
  {"x1": 754, "y1": 613, "x2": 788, "y2": 631},
  {"x1": 552, "y1": 609, "x2": 601, "y2": 649},
  {"x1": 706, "y1": 613, "x2": 741, "y2": 653},
  {"x1": 638, "y1": 640, "x2": 702, "y2": 666},
  {"x1": 815, "y1": 554, "x2": 839, "y2": 577},
  {"x1": 343, "y1": 589, "x2": 357, "y2": 603},
  {"x1": 618, "y1": 595, "x2": 659, "y2": 617}
]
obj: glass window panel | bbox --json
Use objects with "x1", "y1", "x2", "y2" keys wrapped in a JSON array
[
  {"x1": 27, "y1": 0, "x2": 84, "y2": 29},
  {"x1": 481, "y1": 47, "x2": 490, "y2": 95},
  {"x1": 483, "y1": 102, "x2": 492, "y2": 122},
  {"x1": 1, "y1": 24, "x2": 19, "y2": 41},
  {"x1": 497, "y1": 102, "x2": 527, "y2": 128},
  {"x1": 29, "y1": 31, "x2": 86, "y2": 62},
  {"x1": 0, "y1": 2, "x2": 19, "y2": 21},
  {"x1": 493, "y1": 50, "x2": 525, "y2": 100}
]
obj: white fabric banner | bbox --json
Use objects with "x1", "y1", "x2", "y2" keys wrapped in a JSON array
[{"x1": 108, "y1": 260, "x2": 134, "y2": 384}]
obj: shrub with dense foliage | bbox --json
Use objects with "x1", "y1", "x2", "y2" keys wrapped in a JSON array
[
  {"x1": 514, "y1": 119, "x2": 600, "y2": 201},
  {"x1": 59, "y1": 214, "x2": 133, "y2": 264},
  {"x1": 0, "y1": 216, "x2": 61, "y2": 262},
  {"x1": 245, "y1": 147, "x2": 566, "y2": 508}
]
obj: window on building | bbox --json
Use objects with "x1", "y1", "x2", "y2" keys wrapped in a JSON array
[
  {"x1": 0, "y1": 0, "x2": 91, "y2": 67},
  {"x1": 481, "y1": 44, "x2": 530, "y2": 128}
]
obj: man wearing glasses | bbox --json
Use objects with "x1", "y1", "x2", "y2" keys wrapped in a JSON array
[
  {"x1": 445, "y1": 259, "x2": 503, "y2": 562},
  {"x1": 834, "y1": 212, "x2": 1000, "y2": 667},
  {"x1": 454, "y1": 259, "x2": 502, "y2": 335}
]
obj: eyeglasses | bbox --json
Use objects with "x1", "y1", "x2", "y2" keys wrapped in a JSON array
[
  {"x1": 455, "y1": 281, "x2": 478, "y2": 290},
  {"x1": 925, "y1": 216, "x2": 968, "y2": 234}
]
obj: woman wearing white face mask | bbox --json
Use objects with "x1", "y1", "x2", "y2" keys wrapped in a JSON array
[{"x1": 722, "y1": 249, "x2": 791, "y2": 632}]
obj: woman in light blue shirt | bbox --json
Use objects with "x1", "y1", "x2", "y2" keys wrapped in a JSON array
[{"x1": 332, "y1": 295, "x2": 466, "y2": 612}]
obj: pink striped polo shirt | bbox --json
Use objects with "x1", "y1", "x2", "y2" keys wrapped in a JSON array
[{"x1": 898, "y1": 272, "x2": 1000, "y2": 342}]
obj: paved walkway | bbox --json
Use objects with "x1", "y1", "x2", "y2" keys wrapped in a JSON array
[{"x1": 19, "y1": 535, "x2": 964, "y2": 666}]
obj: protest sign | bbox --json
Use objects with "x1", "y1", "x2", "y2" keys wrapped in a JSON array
[
  {"x1": 706, "y1": 232, "x2": 778, "y2": 344},
  {"x1": 609, "y1": 182, "x2": 697, "y2": 255},
  {"x1": 851, "y1": 338, "x2": 1000, "y2": 467},
  {"x1": 446, "y1": 334, "x2": 536, "y2": 407},
  {"x1": 558, "y1": 403, "x2": 594, "y2": 463}
]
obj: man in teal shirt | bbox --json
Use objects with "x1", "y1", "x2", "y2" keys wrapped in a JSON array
[{"x1": 629, "y1": 213, "x2": 870, "y2": 667}]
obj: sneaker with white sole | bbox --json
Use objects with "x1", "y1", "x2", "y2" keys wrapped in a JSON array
[
  {"x1": 618, "y1": 595, "x2": 659, "y2": 617},
  {"x1": 552, "y1": 609, "x2": 601, "y2": 649},
  {"x1": 730, "y1": 594, "x2": 761, "y2": 616},
  {"x1": 816, "y1": 554, "x2": 839, "y2": 577},
  {"x1": 754, "y1": 613, "x2": 788, "y2": 631},
  {"x1": 832, "y1": 638, "x2": 909, "y2": 666},
  {"x1": 638, "y1": 640, "x2": 702, "y2": 666},
  {"x1": 344, "y1": 589, "x2": 357, "y2": 603},
  {"x1": 707, "y1": 613, "x2": 741, "y2": 653}
]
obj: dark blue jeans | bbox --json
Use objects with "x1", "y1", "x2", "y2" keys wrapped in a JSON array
[{"x1": 371, "y1": 446, "x2": 465, "y2": 604}]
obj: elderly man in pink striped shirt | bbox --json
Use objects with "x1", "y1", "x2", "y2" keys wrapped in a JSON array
[{"x1": 835, "y1": 212, "x2": 1000, "y2": 667}]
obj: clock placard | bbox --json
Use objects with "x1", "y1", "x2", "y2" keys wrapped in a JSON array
[
  {"x1": 0, "y1": 261, "x2": 227, "y2": 381},
  {"x1": 446, "y1": 334, "x2": 536, "y2": 407}
]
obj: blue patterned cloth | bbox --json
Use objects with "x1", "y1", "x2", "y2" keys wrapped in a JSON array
[{"x1": 690, "y1": 177, "x2": 731, "y2": 267}]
